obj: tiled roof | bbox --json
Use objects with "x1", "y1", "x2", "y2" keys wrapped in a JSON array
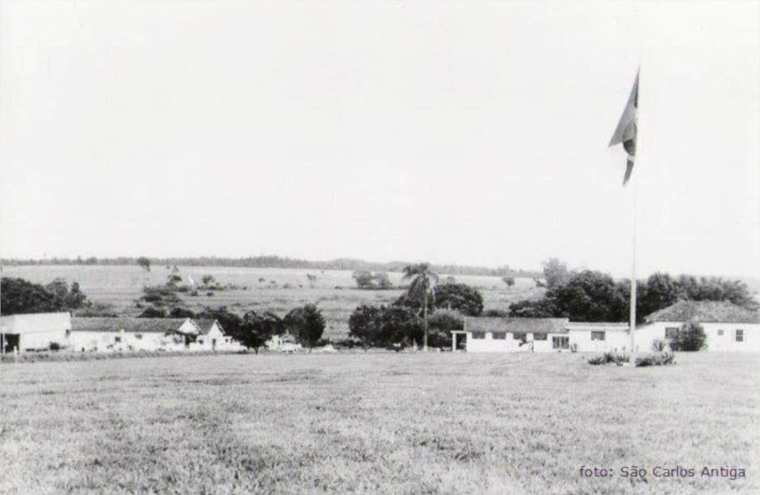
[
  {"x1": 194, "y1": 319, "x2": 221, "y2": 335},
  {"x1": 465, "y1": 317, "x2": 569, "y2": 334},
  {"x1": 71, "y1": 317, "x2": 193, "y2": 334},
  {"x1": 644, "y1": 301, "x2": 760, "y2": 324}
]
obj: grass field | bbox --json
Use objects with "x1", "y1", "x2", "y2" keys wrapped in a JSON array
[
  {"x1": 2, "y1": 265, "x2": 543, "y2": 340},
  {"x1": 1, "y1": 352, "x2": 758, "y2": 494}
]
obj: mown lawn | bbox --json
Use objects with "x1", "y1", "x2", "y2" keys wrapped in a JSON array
[{"x1": 1, "y1": 352, "x2": 758, "y2": 494}]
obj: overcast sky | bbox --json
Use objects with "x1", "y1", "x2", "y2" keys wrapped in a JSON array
[{"x1": 1, "y1": 1, "x2": 758, "y2": 278}]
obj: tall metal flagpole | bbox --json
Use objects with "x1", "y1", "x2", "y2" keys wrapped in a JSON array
[{"x1": 630, "y1": 164, "x2": 638, "y2": 355}]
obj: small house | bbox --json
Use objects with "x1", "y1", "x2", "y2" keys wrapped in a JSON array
[
  {"x1": 636, "y1": 301, "x2": 760, "y2": 352},
  {"x1": 69, "y1": 317, "x2": 200, "y2": 352},
  {"x1": 0, "y1": 313, "x2": 72, "y2": 353}
]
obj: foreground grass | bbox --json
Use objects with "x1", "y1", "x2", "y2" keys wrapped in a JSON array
[{"x1": 1, "y1": 353, "x2": 758, "y2": 494}]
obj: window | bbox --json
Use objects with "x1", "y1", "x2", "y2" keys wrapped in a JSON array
[
  {"x1": 591, "y1": 331, "x2": 606, "y2": 341},
  {"x1": 492, "y1": 333, "x2": 506, "y2": 340},
  {"x1": 534, "y1": 333, "x2": 547, "y2": 341},
  {"x1": 717, "y1": 329, "x2": 724, "y2": 336},
  {"x1": 135, "y1": 333, "x2": 143, "y2": 340},
  {"x1": 513, "y1": 332, "x2": 527, "y2": 343},
  {"x1": 472, "y1": 332, "x2": 485, "y2": 340},
  {"x1": 665, "y1": 327, "x2": 679, "y2": 340},
  {"x1": 65, "y1": 329, "x2": 71, "y2": 338},
  {"x1": 114, "y1": 336, "x2": 122, "y2": 343},
  {"x1": 736, "y1": 329, "x2": 744, "y2": 342},
  {"x1": 552, "y1": 336, "x2": 569, "y2": 350}
]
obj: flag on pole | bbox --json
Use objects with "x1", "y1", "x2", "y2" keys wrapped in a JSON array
[{"x1": 609, "y1": 71, "x2": 639, "y2": 186}]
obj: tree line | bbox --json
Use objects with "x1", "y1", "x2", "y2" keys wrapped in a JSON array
[
  {"x1": 1, "y1": 255, "x2": 539, "y2": 278},
  {"x1": 508, "y1": 259, "x2": 759, "y2": 323}
]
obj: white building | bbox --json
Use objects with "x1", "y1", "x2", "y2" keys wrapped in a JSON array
[
  {"x1": 635, "y1": 301, "x2": 760, "y2": 353},
  {"x1": 0, "y1": 312, "x2": 72, "y2": 353},
  {"x1": 192, "y1": 319, "x2": 242, "y2": 351},
  {"x1": 452, "y1": 317, "x2": 572, "y2": 353},
  {"x1": 69, "y1": 317, "x2": 200, "y2": 352},
  {"x1": 455, "y1": 301, "x2": 759, "y2": 353}
]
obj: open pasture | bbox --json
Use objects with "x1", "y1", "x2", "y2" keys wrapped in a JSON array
[
  {"x1": 1, "y1": 352, "x2": 758, "y2": 494},
  {"x1": 2, "y1": 265, "x2": 542, "y2": 340}
]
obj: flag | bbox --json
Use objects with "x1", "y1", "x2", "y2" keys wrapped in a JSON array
[{"x1": 609, "y1": 71, "x2": 639, "y2": 186}]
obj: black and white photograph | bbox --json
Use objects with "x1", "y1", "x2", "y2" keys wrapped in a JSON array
[{"x1": 1, "y1": 1, "x2": 758, "y2": 493}]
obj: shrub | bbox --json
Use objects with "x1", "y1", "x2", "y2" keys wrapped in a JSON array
[
  {"x1": 651, "y1": 339, "x2": 667, "y2": 352},
  {"x1": 635, "y1": 352, "x2": 676, "y2": 367},
  {"x1": 670, "y1": 321, "x2": 707, "y2": 352},
  {"x1": 587, "y1": 355, "x2": 607, "y2": 365}
]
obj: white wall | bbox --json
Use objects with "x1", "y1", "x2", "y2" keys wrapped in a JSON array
[
  {"x1": 636, "y1": 322, "x2": 760, "y2": 353},
  {"x1": 570, "y1": 331, "x2": 630, "y2": 353},
  {"x1": 19, "y1": 330, "x2": 67, "y2": 351}
]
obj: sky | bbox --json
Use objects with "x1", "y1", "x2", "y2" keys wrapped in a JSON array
[{"x1": 1, "y1": 1, "x2": 758, "y2": 278}]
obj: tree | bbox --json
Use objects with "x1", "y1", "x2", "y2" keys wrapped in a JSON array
[
  {"x1": 551, "y1": 271, "x2": 628, "y2": 322},
  {"x1": 374, "y1": 272, "x2": 393, "y2": 289},
  {"x1": 202, "y1": 275, "x2": 216, "y2": 286},
  {"x1": 197, "y1": 307, "x2": 243, "y2": 341},
  {"x1": 353, "y1": 270, "x2": 376, "y2": 289},
  {"x1": 1, "y1": 277, "x2": 59, "y2": 314},
  {"x1": 433, "y1": 283, "x2": 484, "y2": 316},
  {"x1": 348, "y1": 305, "x2": 383, "y2": 349},
  {"x1": 402, "y1": 263, "x2": 438, "y2": 351},
  {"x1": 671, "y1": 321, "x2": 707, "y2": 352},
  {"x1": 509, "y1": 298, "x2": 558, "y2": 318},
  {"x1": 168, "y1": 307, "x2": 196, "y2": 318},
  {"x1": 237, "y1": 311, "x2": 283, "y2": 352},
  {"x1": 542, "y1": 258, "x2": 571, "y2": 290},
  {"x1": 137, "y1": 257, "x2": 151, "y2": 272},
  {"x1": 284, "y1": 304, "x2": 325, "y2": 348},
  {"x1": 502, "y1": 276, "x2": 516, "y2": 287},
  {"x1": 139, "y1": 306, "x2": 167, "y2": 318},
  {"x1": 639, "y1": 272, "x2": 680, "y2": 318},
  {"x1": 0, "y1": 277, "x2": 90, "y2": 315}
]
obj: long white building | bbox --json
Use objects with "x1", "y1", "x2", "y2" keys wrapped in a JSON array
[{"x1": 454, "y1": 301, "x2": 759, "y2": 353}]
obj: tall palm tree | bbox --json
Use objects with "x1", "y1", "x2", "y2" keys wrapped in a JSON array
[{"x1": 402, "y1": 263, "x2": 438, "y2": 351}]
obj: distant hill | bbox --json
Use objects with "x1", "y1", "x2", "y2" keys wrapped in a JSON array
[{"x1": 0, "y1": 255, "x2": 541, "y2": 278}]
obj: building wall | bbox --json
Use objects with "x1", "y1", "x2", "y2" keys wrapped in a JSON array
[
  {"x1": 68, "y1": 331, "x2": 167, "y2": 352},
  {"x1": 636, "y1": 322, "x2": 760, "y2": 353},
  {"x1": 18, "y1": 330, "x2": 68, "y2": 352},
  {"x1": 570, "y1": 330, "x2": 630, "y2": 353}
]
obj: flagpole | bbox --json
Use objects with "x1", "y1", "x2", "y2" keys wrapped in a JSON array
[{"x1": 630, "y1": 170, "x2": 637, "y2": 356}]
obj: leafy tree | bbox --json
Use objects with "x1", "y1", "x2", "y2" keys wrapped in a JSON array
[
  {"x1": 45, "y1": 278, "x2": 89, "y2": 310},
  {"x1": 347, "y1": 304, "x2": 422, "y2": 348},
  {"x1": 638, "y1": 272, "x2": 680, "y2": 318},
  {"x1": 137, "y1": 257, "x2": 151, "y2": 272},
  {"x1": 202, "y1": 275, "x2": 216, "y2": 286},
  {"x1": 1, "y1": 277, "x2": 59, "y2": 314},
  {"x1": 671, "y1": 321, "x2": 707, "y2": 352},
  {"x1": 542, "y1": 258, "x2": 571, "y2": 290},
  {"x1": 551, "y1": 271, "x2": 628, "y2": 322},
  {"x1": 427, "y1": 309, "x2": 464, "y2": 348},
  {"x1": 509, "y1": 298, "x2": 558, "y2": 318},
  {"x1": 352, "y1": 270, "x2": 376, "y2": 289},
  {"x1": 348, "y1": 305, "x2": 383, "y2": 349},
  {"x1": 502, "y1": 276, "x2": 516, "y2": 287},
  {"x1": 433, "y1": 283, "x2": 484, "y2": 316},
  {"x1": 374, "y1": 272, "x2": 393, "y2": 289},
  {"x1": 284, "y1": 304, "x2": 325, "y2": 348},
  {"x1": 236, "y1": 311, "x2": 283, "y2": 352},
  {"x1": 402, "y1": 263, "x2": 438, "y2": 351},
  {"x1": 197, "y1": 306, "x2": 243, "y2": 341},
  {"x1": 0, "y1": 277, "x2": 90, "y2": 315},
  {"x1": 168, "y1": 307, "x2": 197, "y2": 318},
  {"x1": 139, "y1": 306, "x2": 167, "y2": 318}
]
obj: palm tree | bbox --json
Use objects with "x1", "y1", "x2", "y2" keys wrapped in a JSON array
[{"x1": 402, "y1": 263, "x2": 438, "y2": 351}]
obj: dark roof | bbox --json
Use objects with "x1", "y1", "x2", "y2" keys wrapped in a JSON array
[
  {"x1": 193, "y1": 319, "x2": 222, "y2": 335},
  {"x1": 645, "y1": 301, "x2": 760, "y2": 324},
  {"x1": 465, "y1": 317, "x2": 569, "y2": 334},
  {"x1": 71, "y1": 318, "x2": 194, "y2": 334}
]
